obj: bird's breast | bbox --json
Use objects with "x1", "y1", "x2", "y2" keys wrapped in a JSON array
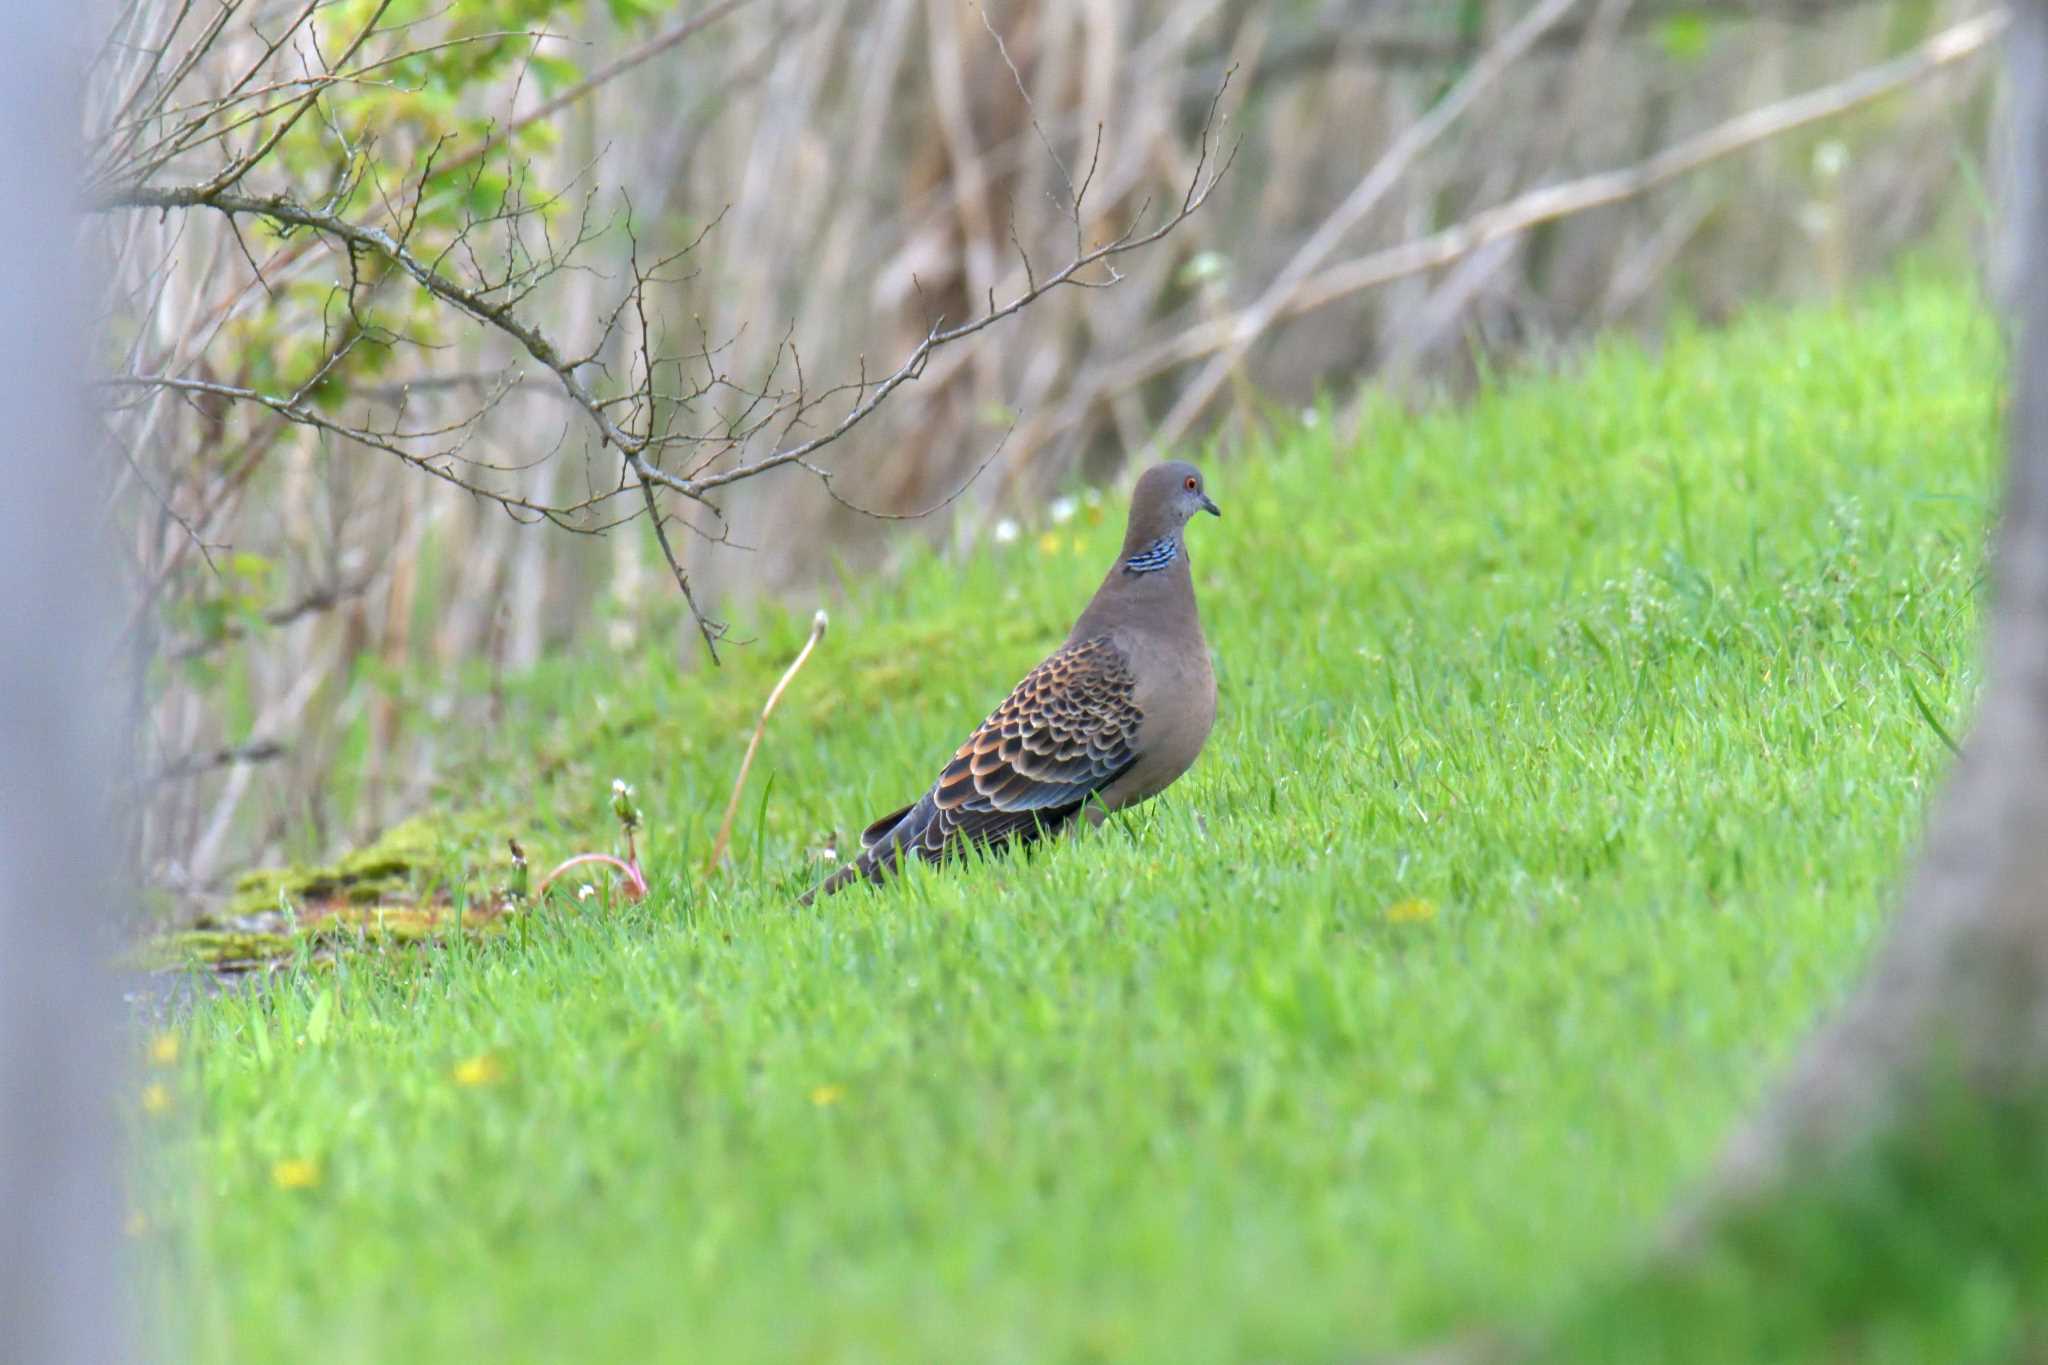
[{"x1": 1103, "y1": 625, "x2": 1216, "y2": 809}]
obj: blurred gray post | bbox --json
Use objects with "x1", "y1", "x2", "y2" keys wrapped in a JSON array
[
  {"x1": 1705, "y1": 0, "x2": 2048, "y2": 1204},
  {"x1": 0, "y1": 0, "x2": 127, "y2": 1361}
]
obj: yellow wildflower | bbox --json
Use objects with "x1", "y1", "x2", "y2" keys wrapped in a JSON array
[
  {"x1": 148, "y1": 1032, "x2": 179, "y2": 1066},
  {"x1": 1385, "y1": 898, "x2": 1439, "y2": 924},
  {"x1": 140, "y1": 1083, "x2": 172, "y2": 1116},
  {"x1": 270, "y1": 1159, "x2": 320, "y2": 1190},
  {"x1": 451, "y1": 1053, "x2": 505, "y2": 1087},
  {"x1": 809, "y1": 1084, "x2": 845, "y2": 1108},
  {"x1": 123, "y1": 1211, "x2": 148, "y2": 1239}
]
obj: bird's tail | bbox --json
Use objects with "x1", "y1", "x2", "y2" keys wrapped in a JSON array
[
  {"x1": 796, "y1": 802, "x2": 920, "y2": 906},
  {"x1": 796, "y1": 858, "x2": 871, "y2": 907}
]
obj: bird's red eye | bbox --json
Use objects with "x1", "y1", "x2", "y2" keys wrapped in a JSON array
[{"x1": 1184, "y1": 476, "x2": 1198, "y2": 491}]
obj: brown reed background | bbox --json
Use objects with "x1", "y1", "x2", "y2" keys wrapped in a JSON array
[{"x1": 102, "y1": 0, "x2": 2000, "y2": 897}]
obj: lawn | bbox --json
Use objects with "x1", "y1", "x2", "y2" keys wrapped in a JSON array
[{"x1": 136, "y1": 274, "x2": 2002, "y2": 1362}]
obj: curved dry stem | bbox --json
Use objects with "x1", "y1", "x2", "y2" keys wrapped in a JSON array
[{"x1": 707, "y1": 608, "x2": 828, "y2": 874}]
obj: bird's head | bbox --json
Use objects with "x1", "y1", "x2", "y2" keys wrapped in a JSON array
[{"x1": 1127, "y1": 460, "x2": 1220, "y2": 546}]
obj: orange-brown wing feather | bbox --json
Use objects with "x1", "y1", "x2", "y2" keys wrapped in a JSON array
[
  {"x1": 892, "y1": 635, "x2": 1141, "y2": 861},
  {"x1": 805, "y1": 637, "x2": 1143, "y2": 901}
]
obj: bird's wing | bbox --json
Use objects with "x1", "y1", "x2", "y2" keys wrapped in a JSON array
[
  {"x1": 886, "y1": 635, "x2": 1141, "y2": 859},
  {"x1": 858, "y1": 803, "x2": 916, "y2": 848}
]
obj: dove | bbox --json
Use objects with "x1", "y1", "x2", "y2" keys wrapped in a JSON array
[{"x1": 802, "y1": 460, "x2": 1219, "y2": 903}]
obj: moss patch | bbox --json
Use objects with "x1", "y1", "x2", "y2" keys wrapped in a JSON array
[
  {"x1": 215, "y1": 816, "x2": 460, "y2": 923},
  {"x1": 143, "y1": 815, "x2": 538, "y2": 977}
]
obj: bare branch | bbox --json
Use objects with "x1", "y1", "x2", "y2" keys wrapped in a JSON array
[
  {"x1": 642, "y1": 75, "x2": 1238, "y2": 503},
  {"x1": 801, "y1": 422, "x2": 1015, "y2": 522},
  {"x1": 636, "y1": 472, "x2": 724, "y2": 659},
  {"x1": 90, "y1": 7, "x2": 1233, "y2": 659},
  {"x1": 977, "y1": 3, "x2": 1076, "y2": 209},
  {"x1": 94, "y1": 184, "x2": 647, "y2": 448}
]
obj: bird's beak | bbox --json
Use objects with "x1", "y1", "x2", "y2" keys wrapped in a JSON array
[{"x1": 1200, "y1": 494, "x2": 1221, "y2": 518}]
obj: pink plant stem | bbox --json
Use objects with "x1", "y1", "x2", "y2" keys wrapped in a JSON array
[{"x1": 536, "y1": 853, "x2": 648, "y2": 903}]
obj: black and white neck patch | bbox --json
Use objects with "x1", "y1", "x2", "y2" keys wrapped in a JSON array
[{"x1": 1122, "y1": 536, "x2": 1179, "y2": 575}]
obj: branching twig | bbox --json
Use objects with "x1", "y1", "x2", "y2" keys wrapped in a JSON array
[
  {"x1": 642, "y1": 76, "x2": 1237, "y2": 505},
  {"x1": 96, "y1": 59, "x2": 1237, "y2": 655},
  {"x1": 803, "y1": 422, "x2": 1014, "y2": 521}
]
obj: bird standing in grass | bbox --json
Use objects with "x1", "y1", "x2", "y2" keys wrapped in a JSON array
[{"x1": 801, "y1": 460, "x2": 1220, "y2": 904}]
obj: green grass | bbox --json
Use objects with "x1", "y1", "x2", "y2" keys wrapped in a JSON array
[
  {"x1": 1535, "y1": 1087, "x2": 2048, "y2": 1363},
  {"x1": 139, "y1": 274, "x2": 2007, "y2": 1362}
]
